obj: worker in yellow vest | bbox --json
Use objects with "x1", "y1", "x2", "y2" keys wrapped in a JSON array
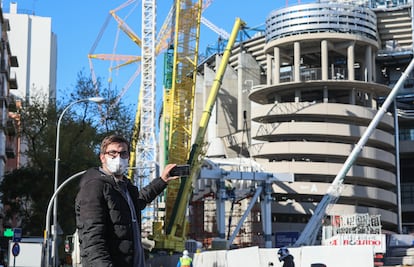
[{"x1": 176, "y1": 250, "x2": 193, "y2": 267}]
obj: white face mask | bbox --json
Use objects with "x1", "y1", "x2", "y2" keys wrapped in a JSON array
[{"x1": 105, "y1": 156, "x2": 129, "y2": 175}]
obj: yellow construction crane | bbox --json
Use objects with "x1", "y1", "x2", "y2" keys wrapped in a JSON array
[
  {"x1": 152, "y1": 0, "x2": 203, "y2": 252},
  {"x1": 154, "y1": 12, "x2": 245, "y2": 251}
]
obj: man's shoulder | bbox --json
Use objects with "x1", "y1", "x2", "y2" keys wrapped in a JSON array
[{"x1": 80, "y1": 167, "x2": 111, "y2": 186}]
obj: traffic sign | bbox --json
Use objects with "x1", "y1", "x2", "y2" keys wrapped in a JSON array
[
  {"x1": 12, "y1": 228, "x2": 22, "y2": 242},
  {"x1": 12, "y1": 242, "x2": 20, "y2": 257}
]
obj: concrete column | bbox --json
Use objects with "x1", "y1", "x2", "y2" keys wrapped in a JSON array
[
  {"x1": 360, "y1": 60, "x2": 366, "y2": 81},
  {"x1": 238, "y1": 53, "x2": 259, "y2": 132},
  {"x1": 207, "y1": 56, "x2": 220, "y2": 141},
  {"x1": 274, "y1": 47, "x2": 280, "y2": 84},
  {"x1": 347, "y1": 43, "x2": 355, "y2": 81},
  {"x1": 372, "y1": 52, "x2": 377, "y2": 82},
  {"x1": 323, "y1": 86, "x2": 328, "y2": 103},
  {"x1": 262, "y1": 181, "x2": 273, "y2": 248},
  {"x1": 295, "y1": 89, "x2": 300, "y2": 103},
  {"x1": 266, "y1": 54, "x2": 272, "y2": 85},
  {"x1": 365, "y1": 46, "x2": 372, "y2": 82},
  {"x1": 370, "y1": 93, "x2": 375, "y2": 108},
  {"x1": 294, "y1": 42, "x2": 301, "y2": 82},
  {"x1": 216, "y1": 179, "x2": 226, "y2": 239},
  {"x1": 321, "y1": 40, "x2": 328, "y2": 80},
  {"x1": 275, "y1": 95, "x2": 281, "y2": 103},
  {"x1": 350, "y1": 89, "x2": 356, "y2": 105}
]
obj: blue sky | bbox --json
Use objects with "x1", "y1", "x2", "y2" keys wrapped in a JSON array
[{"x1": 2, "y1": 0, "x2": 312, "y2": 110}]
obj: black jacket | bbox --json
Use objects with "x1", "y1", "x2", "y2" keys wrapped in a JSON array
[
  {"x1": 75, "y1": 167, "x2": 167, "y2": 267},
  {"x1": 282, "y1": 254, "x2": 295, "y2": 267}
]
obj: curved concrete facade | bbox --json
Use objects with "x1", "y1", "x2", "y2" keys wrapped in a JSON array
[
  {"x1": 265, "y1": 3, "x2": 378, "y2": 42},
  {"x1": 251, "y1": 2, "x2": 398, "y2": 231}
]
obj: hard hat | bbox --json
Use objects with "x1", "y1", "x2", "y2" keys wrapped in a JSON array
[{"x1": 183, "y1": 250, "x2": 189, "y2": 256}]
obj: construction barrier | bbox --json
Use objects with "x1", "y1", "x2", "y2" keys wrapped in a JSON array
[{"x1": 193, "y1": 245, "x2": 374, "y2": 267}]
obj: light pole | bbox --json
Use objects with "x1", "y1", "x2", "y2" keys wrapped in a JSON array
[
  {"x1": 51, "y1": 97, "x2": 105, "y2": 267},
  {"x1": 44, "y1": 170, "x2": 86, "y2": 267}
]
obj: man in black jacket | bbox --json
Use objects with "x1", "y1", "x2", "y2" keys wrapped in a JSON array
[
  {"x1": 75, "y1": 134, "x2": 179, "y2": 267},
  {"x1": 278, "y1": 247, "x2": 295, "y2": 267}
]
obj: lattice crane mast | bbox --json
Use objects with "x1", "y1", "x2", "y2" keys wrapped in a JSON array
[
  {"x1": 152, "y1": 0, "x2": 203, "y2": 252},
  {"x1": 133, "y1": 0, "x2": 157, "y2": 174}
]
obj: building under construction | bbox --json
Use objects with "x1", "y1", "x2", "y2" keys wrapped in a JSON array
[{"x1": 184, "y1": 0, "x2": 414, "y2": 249}]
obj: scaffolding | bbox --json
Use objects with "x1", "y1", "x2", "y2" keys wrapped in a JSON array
[{"x1": 188, "y1": 196, "x2": 262, "y2": 249}]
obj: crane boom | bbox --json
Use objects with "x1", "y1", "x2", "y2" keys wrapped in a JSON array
[
  {"x1": 294, "y1": 57, "x2": 414, "y2": 246},
  {"x1": 88, "y1": 54, "x2": 141, "y2": 61},
  {"x1": 181, "y1": 18, "x2": 245, "y2": 235},
  {"x1": 188, "y1": 18, "x2": 245, "y2": 168},
  {"x1": 110, "y1": 10, "x2": 142, "y2": 47},
  {"x1": 201, "y1": 16, "x2": 230, "y2": 39}
]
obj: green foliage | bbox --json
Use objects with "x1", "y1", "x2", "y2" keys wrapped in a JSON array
[
  {"x1": 66, "y1": 71, "x2": 134, "y2": 141},
  {"x1": 1, "y1": 168, "x2": 50, "y2": 235},
  {"x1": 0, "y1": 71, "x2": 134, "y2": 237}
]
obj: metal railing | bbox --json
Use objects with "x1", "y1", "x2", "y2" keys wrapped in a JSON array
[{"x1": 266, "y1": 3, "x2": 378, "y2": 42}]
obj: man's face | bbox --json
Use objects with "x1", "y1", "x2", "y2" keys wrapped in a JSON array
[{"x1": 100, "y1": 142, "x2": 129, "y2": 174}]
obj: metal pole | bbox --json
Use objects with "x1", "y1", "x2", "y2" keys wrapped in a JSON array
[
  {"x1": 44, "y1": 170, "x2": 86, "y2": 267},
  {"x1": 262, "y1": 180, "x2": 273, "y2": 248},
  {"x1": 216, "y1": 179, "x2": 226, "y2": 239},
  {"x1": 394, "y1": 100, "x2": 403, "y2": 234},
  {"x1": 51, "y1": 97, "x2": 104, "y2": 266}
]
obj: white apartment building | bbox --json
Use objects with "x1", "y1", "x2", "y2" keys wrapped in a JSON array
[{"x1": 4, "y1": 2, "x2": 57, "y2": 103}]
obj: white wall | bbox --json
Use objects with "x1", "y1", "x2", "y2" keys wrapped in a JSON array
[{"x1": 193, "y1": 245, "x2": 374, "y2": 267}]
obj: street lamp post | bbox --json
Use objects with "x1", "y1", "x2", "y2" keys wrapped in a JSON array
[
  {"x1": 44, "y1": 170, "x2": 86, "y2": 267},
  {"x1": 51, "y1": 97, "x2": 105, "y2": 267}
]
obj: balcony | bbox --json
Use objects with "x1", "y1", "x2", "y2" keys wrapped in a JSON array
[
  {"x1": 9, "y1": 71, "x2": 17, "y2": 89},
  {"x1": 10, "y1": 55, "x2": 18, "y2": 68}
]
